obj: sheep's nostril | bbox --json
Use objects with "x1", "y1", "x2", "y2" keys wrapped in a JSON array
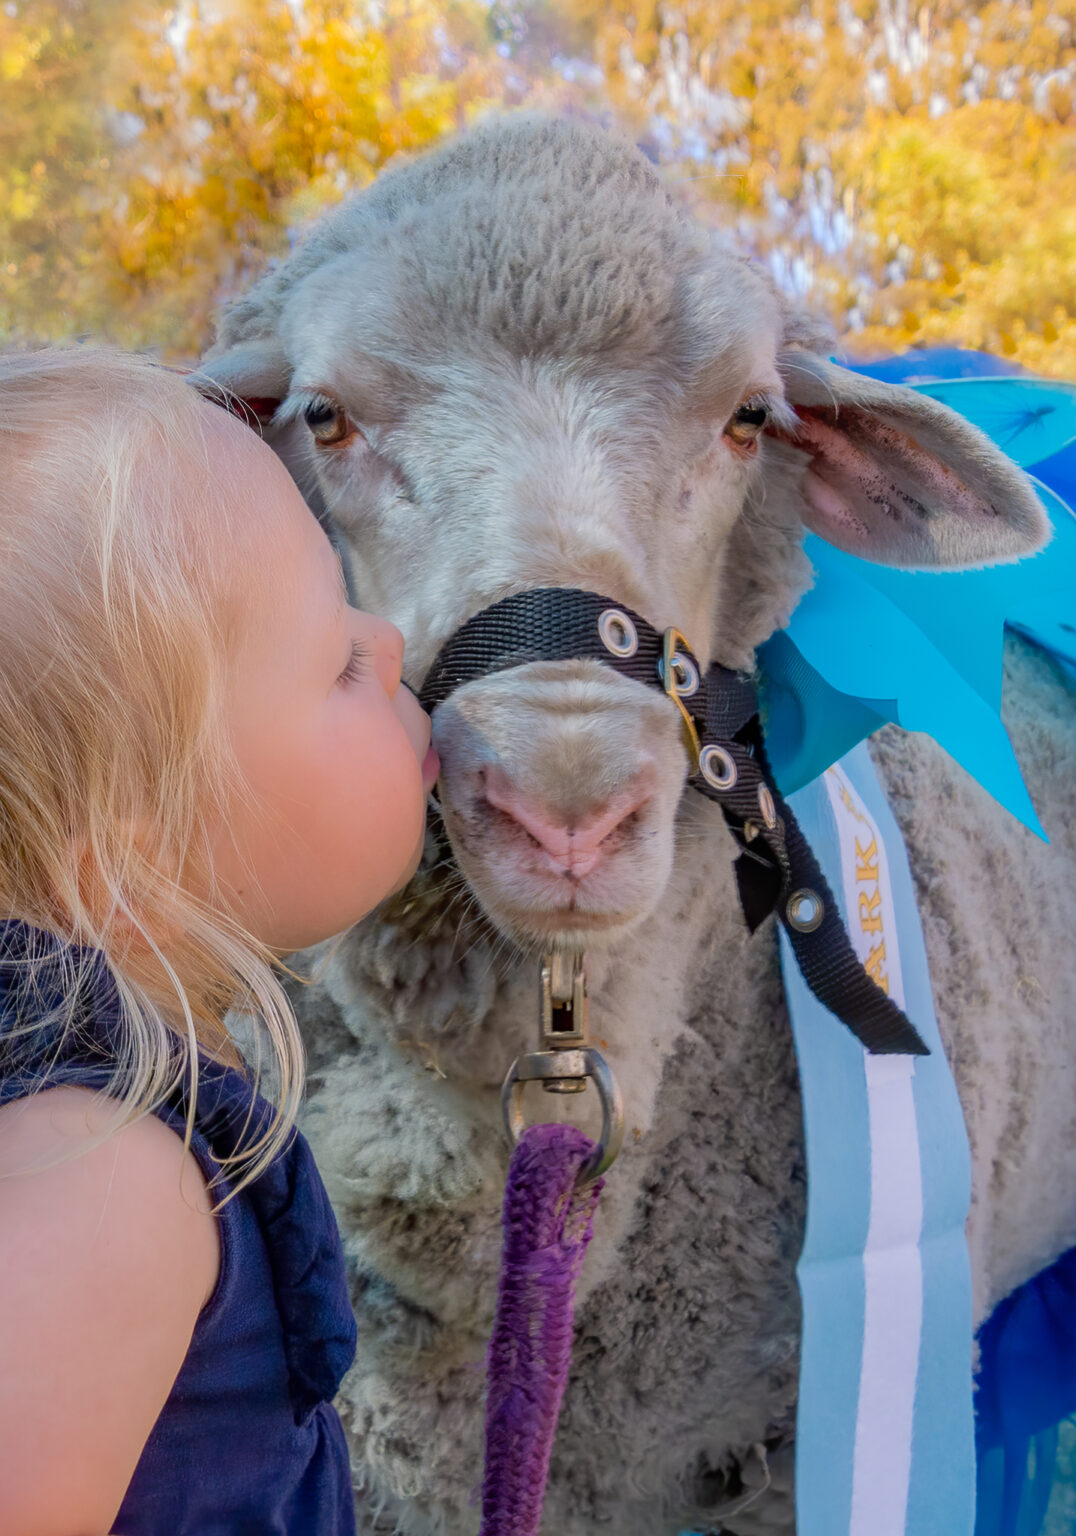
[{"x1": 481, "y1": 768, "x2": 654, "y2": 878}]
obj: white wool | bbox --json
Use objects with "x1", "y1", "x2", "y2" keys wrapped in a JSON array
[{"x1": 204, "y1": 111, "x2": 1075, "y2": 1535}]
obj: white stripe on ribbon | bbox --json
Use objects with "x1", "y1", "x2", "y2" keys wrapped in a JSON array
[{"x1": 824, "y1": 766, "x2": 924, "y2": 1536}]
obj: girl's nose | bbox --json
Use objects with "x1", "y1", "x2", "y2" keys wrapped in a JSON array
[{"x1": 370, "y1": 615, "x2": 405, "y2": 692}]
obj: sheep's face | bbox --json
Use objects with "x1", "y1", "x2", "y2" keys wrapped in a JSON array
[
  {"x1": 204, "y1": 112, "x2": 1046, "y2": 951},
  {"x1": 270, "y1": 252, "x2": 796, "y2": 949}
]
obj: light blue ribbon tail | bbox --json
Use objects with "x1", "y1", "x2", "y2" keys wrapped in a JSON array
[{"x1": 781, "y1": 741, "x2": 976, "y2": 1536}]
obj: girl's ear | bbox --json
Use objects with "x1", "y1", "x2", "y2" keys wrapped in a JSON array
[
  {"x1": 190, "y1": 337, "x2": 293, "y2": 430},
  {"x1": 193, "y1": 330, "x2": 331, "y2": 526},
  {"x1": 771, "y1": 350, "x2": 1050, "y2": 569}
]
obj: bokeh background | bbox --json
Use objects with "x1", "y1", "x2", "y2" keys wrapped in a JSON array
[{"x1": 1, "y1": 0, "x2": 1073, "y2": 370}]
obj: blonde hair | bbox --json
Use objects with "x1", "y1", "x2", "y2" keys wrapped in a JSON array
[{"x1": 0, "y1": 344, "x2": 306, "y2": 1209}]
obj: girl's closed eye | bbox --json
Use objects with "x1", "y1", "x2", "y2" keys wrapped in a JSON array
[{"x1": 338, "y1": 639, "x2": 371, "y2": 687}]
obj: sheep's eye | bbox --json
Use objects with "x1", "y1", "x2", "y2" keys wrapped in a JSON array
[
  {"x1": 725, "y1": 396, "x2": 771, "y2": 449},
  {"x1": 303, "y1": 399, "x2": 355, "y2": 446}
]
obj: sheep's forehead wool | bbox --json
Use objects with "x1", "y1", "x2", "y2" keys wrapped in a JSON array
[{"x1": 275, "y1": 112, "x2": 764, "y2": 370}]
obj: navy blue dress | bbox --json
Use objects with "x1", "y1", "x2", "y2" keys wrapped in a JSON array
[{"x1": 0, "y1": 921, "x2": 358, "y2": 1535}]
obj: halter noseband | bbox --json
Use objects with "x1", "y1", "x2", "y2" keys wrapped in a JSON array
[{"x1": 419, "y1": 586, "x2": 928, "y2": 1058}]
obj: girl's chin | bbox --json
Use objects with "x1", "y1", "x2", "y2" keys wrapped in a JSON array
[{"x1": 384, "y1": 814, "x2": 428, "y2": 901}]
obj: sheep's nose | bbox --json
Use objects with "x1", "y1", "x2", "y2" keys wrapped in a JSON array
[{"x1": 482, "y1": 766, "x2": 655, "y2": 878}]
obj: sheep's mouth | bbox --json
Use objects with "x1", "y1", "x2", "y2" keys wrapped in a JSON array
[
  {"x1": 436, "y1": 794, "x2": 676, "y2": 950},
  {"x1": 496, "y1": 906, "x2": 643, "y2": 937},
  {"x1": 448, "y1": 850, "x2": 660, "y2": 944},
  {"x1": 383, "y1": 844, "x2": 649, "y2": 960}
]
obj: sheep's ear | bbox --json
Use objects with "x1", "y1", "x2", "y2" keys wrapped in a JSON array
[
  {"x1": 190, "y1": 337, "x2": 292, "y2": 429},
  {"x1": 772, "y1": 350, "x2": 1050, "y2": 568}
]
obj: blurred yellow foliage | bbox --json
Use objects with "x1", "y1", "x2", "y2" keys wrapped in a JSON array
[
  {"x1": 549, "y1": 0, "x2": 1076, "y2": 376},
  {"x1": 1, "y1": 0, "x2": 1074, "y2": 376},
  {"x1": 834, "y1": 101, "x2": 1076, "y2": 372},
  {"x1": 1, "y1": 0, "x2": 523, "y2": 353}
]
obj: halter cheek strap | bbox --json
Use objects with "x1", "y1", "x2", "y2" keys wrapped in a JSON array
[{"x1": 420, "y1": 586, "x2": 928, "y2": 1058}]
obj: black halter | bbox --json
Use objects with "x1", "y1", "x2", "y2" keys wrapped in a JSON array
[{"x1": 419, "y1": 587, "x2": 928, "y2": 1058}]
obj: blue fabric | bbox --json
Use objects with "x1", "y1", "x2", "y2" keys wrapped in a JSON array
[
  {"x1": 973, "y1": 1249, "x2": 1076, "y2": 1536},
  {"x1": 843, "y1": 347, "x2": 1025, "y2": 384},
  {"x1": 758, "y1": 349, "x2": 1076, "y2": 835},
  {"x1": 884, "y1": 379, "x2": 1076, "y2": 468},
  {"x1": 760, "y1": 478, "x2": 1076, "y2": 837},
  {"x1": 977, "y1": 1249, "x2": 1076, "y2": 1451},
  {"x1": 0, "y1": 920, "x2": 358, "y2": 1536}
]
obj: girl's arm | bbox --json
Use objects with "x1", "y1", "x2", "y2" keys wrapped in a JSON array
[{"x1": 0, "y1": 1085, "x2": 220, "y2": 1536}]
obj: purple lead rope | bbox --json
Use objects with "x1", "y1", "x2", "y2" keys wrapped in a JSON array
[{"x1": 481, "y1": 1123, "x2": 604, "y2": 1536}]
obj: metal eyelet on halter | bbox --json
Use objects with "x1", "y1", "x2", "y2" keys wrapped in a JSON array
[
  {"x1": 660, "y1": 650, "x2": 700, "y2": 698},
  {"x1": 758, "y1": 784, "x2": 777, "y2": 830},
  {"x1": 786, "y1": 888, "x2": 824, "y2": 933},
  {"x1": 598, "y1": 608, "x2": 639, "y2": 658},
  {"x1": 699, "y1": 743, "x2": 738, "y2": 792}
]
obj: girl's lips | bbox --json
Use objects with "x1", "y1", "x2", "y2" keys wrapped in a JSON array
[{"x1": 422, "y1": 744, "x2": 441, "y2": 790}]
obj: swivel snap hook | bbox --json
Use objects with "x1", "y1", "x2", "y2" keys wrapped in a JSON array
[{"x1": 501, "y1": 952, "x2": 625, "y2": 1186}]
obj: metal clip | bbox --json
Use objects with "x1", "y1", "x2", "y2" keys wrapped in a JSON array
[
  {"x1": 538, "y1": 950, "x2": 588, "y2": 1067},
  {"x1": 501, "y1": 952, "x2": 625, "y2": 1186},
  {"x1": 660, "y1": 626, "x2": 702, "y2": 773}
]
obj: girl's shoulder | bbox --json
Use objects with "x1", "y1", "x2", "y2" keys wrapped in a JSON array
[
  {"x1": 0, "y1": 1084, "x2": 221, "y2": 1535},
  {"x1": 0, "y1": 1082, "x2": 220, "y2": 1254}
]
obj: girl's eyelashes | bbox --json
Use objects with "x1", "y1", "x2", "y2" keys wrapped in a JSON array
[{"x1": 337, "y1": 639, "x2": 371, "y2": 687}]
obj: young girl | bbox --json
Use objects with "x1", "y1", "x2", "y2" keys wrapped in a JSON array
[{"x1": 0, "y1": 346, "x2": 439, "y2": 1535}]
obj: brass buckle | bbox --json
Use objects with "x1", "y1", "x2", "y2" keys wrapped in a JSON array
[{"x1": 661, "y1": 626, "x2": 702, "y2": 773}]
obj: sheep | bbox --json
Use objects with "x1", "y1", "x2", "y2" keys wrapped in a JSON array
[{"x1": 199, "y1": 110, "x2": 1076, "y2": 1536}]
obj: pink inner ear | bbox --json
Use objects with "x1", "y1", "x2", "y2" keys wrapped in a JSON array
[
  {"x1": 206, "y1": 393, "x2": 280, "y2": 426},
  {"x1": 784, "y1": 405, "x2": 998, "y2": 527},
  {"x1": 237, "y1": 396, "x2": 281, "y2": 422},
  {"x1": 801, "y1": 469, "x2": 871, "y2": 541},
  {"x1": 777, "y1": 407, "x2": 886, "y2": 545}
]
